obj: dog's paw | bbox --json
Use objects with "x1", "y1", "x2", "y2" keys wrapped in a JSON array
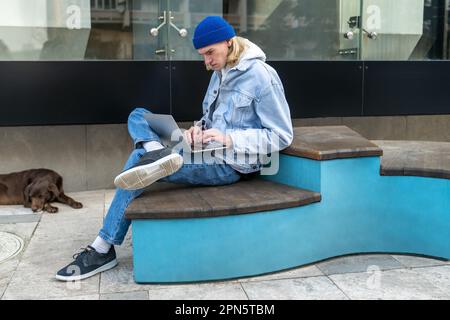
[
  {"x1": 45, "y1": 206, "x2": 58, "y2": 214},
  {"x1": 72, "y1": 202, "x2": 83, "y2": 209}
]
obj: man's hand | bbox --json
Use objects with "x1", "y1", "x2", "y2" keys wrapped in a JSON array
[
  {"x1": 202, "y1": 128, "x2": 233, "y2": 148},
  {"x1": 184, "y1": 126, "x2": 203, "y2": 145}
]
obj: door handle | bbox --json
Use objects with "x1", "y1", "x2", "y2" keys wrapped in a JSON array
[
  {"x1": 344, "y1": 31, "x2": 354, "y2": 40},
  {"x1": 363, "y1": 29, "x2": 378, "y2": 40},
  {"x1": 150, "y1": 11, "x2": 167, "y2": 37},
  {"x1": 168, "y1": 11, "x2": 188, "y2": 37},
  {"x1": 155, "y1": 49, "x2": 176, "y2": 54}
]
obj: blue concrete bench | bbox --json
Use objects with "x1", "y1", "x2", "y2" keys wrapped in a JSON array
[{"x1": 125, "y1": 126, "x2": 450, "y2": 283}]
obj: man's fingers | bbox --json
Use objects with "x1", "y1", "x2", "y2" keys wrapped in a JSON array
[
  {"x1": 202, "y1": 129, "x2": 216, "y2": 138},
  {"x1": 185, "y1": 130, "x2": 192, "y2": 144},
  {"x1": 192, "y1": 127, "x2": 203, "y2": 144}
]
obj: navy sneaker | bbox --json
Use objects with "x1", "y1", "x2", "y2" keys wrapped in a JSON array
[
  {"x1": 55, "y1": 246, "x2": 117, "y2": 281},
  {"x1": 114, "y1": 147, "x2": 183, "y2": 190}
]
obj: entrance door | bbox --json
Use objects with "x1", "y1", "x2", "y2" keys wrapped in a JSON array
[
  {"x1": 133, "y1": 0, "x2": 222, "y2": 60},
  {"x1": 131, "y1": 0, "x2": 222, "y2": 120}
]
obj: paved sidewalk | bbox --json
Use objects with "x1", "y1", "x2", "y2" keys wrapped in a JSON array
[{"x1": 1, "y1": 189, "x2": 450, "y2": 300}]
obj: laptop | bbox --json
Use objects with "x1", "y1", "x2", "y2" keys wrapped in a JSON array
[{"x1": 144, "y1": 113, "x2": 227, "y2": 153}]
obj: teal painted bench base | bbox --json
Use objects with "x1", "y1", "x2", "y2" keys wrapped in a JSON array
[{"x1": 131, "y1": 154, "x2": 450, "y2": 283}]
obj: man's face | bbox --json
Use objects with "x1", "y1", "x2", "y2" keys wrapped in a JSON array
[{"x1": 197, "y1": 40, "x2": 231, "y2": 71}]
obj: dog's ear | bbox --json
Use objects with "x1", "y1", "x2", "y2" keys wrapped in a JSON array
[{"x1": 48, "y1": 183, "x2": 60, "y2": 198}]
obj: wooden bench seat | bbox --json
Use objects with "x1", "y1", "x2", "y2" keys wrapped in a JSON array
[
  {"x1": 282, "y1": 126, "x2": 383, "y2": 160},
  {"x1": 372, "y1": 140, "x2": 450, "y2": 180},
  {"x1": 125, "y1": 179, "x2": 321, "y2": 220},
  {"x1": 126, "y1": 126, "x2": 450, "y2": 283}
]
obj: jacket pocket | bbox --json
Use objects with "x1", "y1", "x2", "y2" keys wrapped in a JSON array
[{"x1": 226, "y1": 94, "x2": 254, "y2": 126}]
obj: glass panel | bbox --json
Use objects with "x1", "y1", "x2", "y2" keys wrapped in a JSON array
[
  {"x1": 130, "y1": 0, "x2": 167, "y2": 60},
  {"x1": 0, "y1": 0, "x2": 167, "y2": 60},
  {"x1": 86, "y1": 0, "x2": 168, "y2": 60},
  {"x1": 223, "y1": 0, "x2": 362, "y2": 61},
  {"x1": 360, "y1": 0, "x2": 449, "y2": 60},
  {"x1": 168, "y1": 0, "x2": 223, "y2": 60},
  {"x1": 86, "y1": 0, "x2": 133, "y2": 59},
  {"x1": 1, "y1": 0, "x2": 448, "y2": 61},
  {"x1": 0, "y1": 0, "x2": 92, "y2": 60}
]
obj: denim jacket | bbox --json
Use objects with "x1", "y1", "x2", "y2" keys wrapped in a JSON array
[{"x1": 200, "y1": 38, "x2": 293, "y2": 174}]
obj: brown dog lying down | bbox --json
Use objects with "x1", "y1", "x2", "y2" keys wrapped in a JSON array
[{"x1": 0, "y1": 169, "x2": 82, "y2": 213}]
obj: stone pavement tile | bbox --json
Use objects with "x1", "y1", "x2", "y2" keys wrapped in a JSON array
[
  {"x1": 0, "y1": 223, "x2": 39, "y2": 298},
  {"x1": 148, "y1": 283, "x2": 248, "y2": 300},
  {"x1": 415, "y1": 265, "x2": 450, "y2": 294},
  {"x1": 317, "y1": 254, "x2": 404, "y2": 275},
  {"x1": 0, "y1": 211, "x2": 41, "y2": 224},
  {"x1": 238, "y1": 265, "x2": 324, "y2": 283},
  {"x1": 2, "y1": 236, "x2": 100, "y2": 300},
  {"x1": 0, "y1": 222, "x2": 38, "y2": 241},
  {"x1": 392, "y1": 254, "x2": 450, "y2": 268},
  {"x1": 40, "y1": 206, "x2": 103, "y2": 221},
  {"x1": 16, "y1": 238, "x2": 96, "y2": 272},
  {"x1": 114, "y1": 236, "x2": 133, "y2": 260},
  {"x1": 100, "y1": 290, "x2": 149, "y2": 300},
  {"x1": 0, "y1": 205, "x2": 41, "y2": 224},
  {"x1": 329, "y1": 268, "x2": 450, "y2": 300},
  {"x1": 0, "y1": 258, "x2": 20, "y2": 299},
  {"x1": 100, "y1": 233, "x2": 240, "y2": 296},
  {"x1": 2, "y1": 268, "x2": 100, "y2": 300},
  {"x1": 0, "y1": 205, "x2": 34, "y2": 216},
  {"x1": 38, "y1": 201, "x2": 104, "y2": 221},
  {"x1": 46, "y1": 294, "x2": 100, "y2": 300},
  {"x1": 241, "y1": 276, "x2": 348, "y2": 300},
  {"x1": 100, "y1": 257, "x2": 176, "y2": 294},
  {"x1": 34, "y1": 190, "x2": 106, "y2": 221},
  {"x1": 0, "y1": 190, "x2": 104, "y2": 222},
  {"x1": 66, "y1": 190, "x2": 105, "y2": 204},
  {"x1": 100, "y1": 257, "x2": 149, "y2": 294},
  {"x1": 31, "y1": 216, "x2": 103, "y2": 242}
]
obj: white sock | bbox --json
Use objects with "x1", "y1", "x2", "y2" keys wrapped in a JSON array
[
  {"x1": 143, "y1": 141, "x2": 164, "y2": 152},
  {"x1": 91, "y1": 236, "x2": 111, "y2": 254}
]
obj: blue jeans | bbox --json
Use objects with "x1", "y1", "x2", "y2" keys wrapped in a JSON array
[{"x1": 99, "y1": 107, "x2": 241, "y2": 245}]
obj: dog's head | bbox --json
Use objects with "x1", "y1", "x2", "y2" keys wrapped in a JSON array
[{"x1": 24, "y1": 179, "x2": 60, "y2": 212}]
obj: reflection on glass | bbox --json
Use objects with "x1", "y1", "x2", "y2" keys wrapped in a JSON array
[
  {"x1": 0, "y1": 0, "x2": 91, "y2": 60},
  {"x1": 0, "y1": 0, "x2": 448, "y2": 60},
  {"x1": 85, "y1": 0, "x2": 133, "y2": 59},
  {"x1": 226, "y1": 0, "x2": 359, "y2": 60}
]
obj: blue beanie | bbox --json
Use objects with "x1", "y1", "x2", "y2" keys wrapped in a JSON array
[{"x1": 193, "y1": 16, "x2": 236, "y2": 49}]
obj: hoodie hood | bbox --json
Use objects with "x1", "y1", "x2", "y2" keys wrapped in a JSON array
[
  {"x1": 238, "y1": 38, "x2": 266, "y2": 65},
  {"x1": 218, "y1": 38, "x2": 266, "y2": 81}
]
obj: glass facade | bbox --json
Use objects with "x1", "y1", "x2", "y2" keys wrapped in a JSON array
[{"x1": 0, "y1": 0, "x2": 449, "y2": 61}]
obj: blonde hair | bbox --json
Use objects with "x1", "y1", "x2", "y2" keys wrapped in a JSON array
[
  {"x1": 226, "y1": 36, "x2": 248, "y2": 68},
  {"x1": 205, "y1": 36, "x2": 248, "y2": 71}
]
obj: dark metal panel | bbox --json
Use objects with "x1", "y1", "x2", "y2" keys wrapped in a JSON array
[
  {"x1": 269, "y1": 61, "x2": 364, "y2": 118},
  {"x1": 4, "y1": 60, "x2": 450, "y2": 125},
  {"x1": 170, "y1": 61, "x2": 211, "y2": 122},
  {"x1": 170, "y1": 61, "x2": 364, "y2": 121},
  {"x1": 364, "y1": 61, "x2": 450, "y2": 116},
  {"x1": 0, "y1": 61, "x2": 170, "y2": 126}
]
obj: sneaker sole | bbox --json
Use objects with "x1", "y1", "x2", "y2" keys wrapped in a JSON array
[
  {"x1": 114, "y1": 153, "x2": 183, "y2": 190},
  {"x1": 55, "y1": 259, "x2": 118, "y2": 282}
]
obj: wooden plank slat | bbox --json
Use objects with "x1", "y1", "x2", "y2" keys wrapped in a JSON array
[
  {"x1": 373, "y1": 140, "x2": 450, "y2": 180},
  {"x1": 125, "y1": 179, "x2": 321, "y2": 220},
  {"x1": 282, "y1": 126, "x2": 383, "y2": 160}
]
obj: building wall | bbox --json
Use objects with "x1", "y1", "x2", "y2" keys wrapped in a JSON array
[{"x1": 1, "y1": 115, "x2": 449, "y2": 192}]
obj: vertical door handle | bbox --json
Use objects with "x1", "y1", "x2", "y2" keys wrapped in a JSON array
[
  {"x1": 168, "y1": 11, "x2": 188, "y2": 37},
  {"x1": 150, "y1": 11, "x2": 167, "y2": 37}
]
